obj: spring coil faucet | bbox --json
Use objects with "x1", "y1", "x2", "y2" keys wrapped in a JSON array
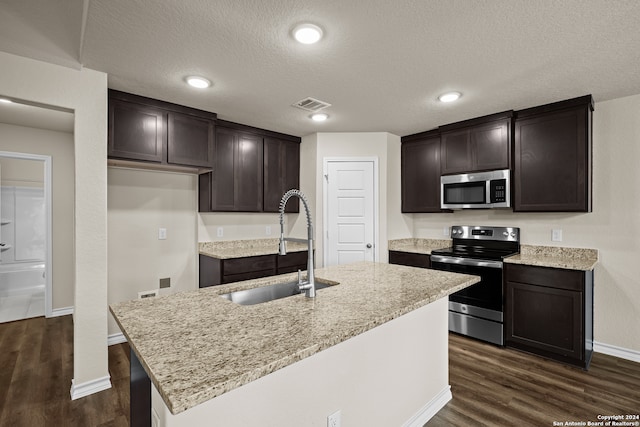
[{"x1": 278, "y1": 189, "x2": 315, "y2": 298}]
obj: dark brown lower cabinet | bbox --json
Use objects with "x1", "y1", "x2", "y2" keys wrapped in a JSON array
[
  {"x1": 388, "y1": 251, "x2": 431, "y2": 269},
  {"x1": 505, "y1": 263, "x2": 593, "y2": 369},
  {"x1": 199, "y1": 251, "x2": 309, "y2": 288}
]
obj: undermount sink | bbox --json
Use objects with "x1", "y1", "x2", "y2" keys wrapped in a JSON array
[{"x1": 220, "y1": 279, "x2": 336, "y2": 306}]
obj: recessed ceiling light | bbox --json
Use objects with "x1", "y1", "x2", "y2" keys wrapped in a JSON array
[
  {"x1": 185, "y1": 76, "x2": 211, "y2": 89},
  {"x1": 0, "y1": 98, "x2": 13, "y2": 104},
  {"x1": 438, "y1": 92, "x2": 462, "y2": 103},
  {"x1": 293, "y1": 23, "x2": 323, "y2": 44},
  {"x1": 311, "y1": 113, "x2": 328, "y2": 122}
]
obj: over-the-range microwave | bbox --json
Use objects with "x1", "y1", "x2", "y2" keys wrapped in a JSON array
[{"x1": 441, "y1": 169, "x2": 510, "y2": 209}]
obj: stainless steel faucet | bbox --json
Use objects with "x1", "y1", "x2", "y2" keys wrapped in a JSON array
[{"x1": 278, "y1": 189, "x2": 315, "y2": 298}]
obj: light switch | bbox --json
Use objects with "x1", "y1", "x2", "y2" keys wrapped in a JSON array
[{"x1": 158, "y1": 228, "x2": 167, "y2": 240}]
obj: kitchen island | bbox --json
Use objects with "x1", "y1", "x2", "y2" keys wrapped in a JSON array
[{"x1": 110, "y1": 261, "x2": 479, "y2": 427}]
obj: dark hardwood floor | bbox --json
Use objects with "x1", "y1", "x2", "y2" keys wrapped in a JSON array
[
  {"x1": 0, "y1": 315, "x2": 130, "y2": 427},
  {"x1": 1, "y1": 316, "x2": 638, "y2": 426},
  {"x1": 427, "y1": 333, "x2": 640, "y2": 426}
]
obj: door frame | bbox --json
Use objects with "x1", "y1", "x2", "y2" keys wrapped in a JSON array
[
  {"x1": 0, "y1": 151, "x2": 53, "y2": 317},
  {"x1": 322, "y1": 157, "x2": 379, "y2": 266}
]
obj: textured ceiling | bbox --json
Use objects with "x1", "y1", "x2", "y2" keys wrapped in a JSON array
[{"x1": 1, "y1": 0, "x2": 640, "y2": 137}]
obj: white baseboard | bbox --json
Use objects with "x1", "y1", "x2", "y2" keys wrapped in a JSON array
[
  {"x1": 402, "y1": 385, "x2": 452, "y2": 427},
  {"x1": 594, "y1": 341, "x2": 640, "y2": 363},
  {"x1": 70, "y1": 375, "x2": 112, "y2": 400},
  {"x1": 108, "y1": 332, "x2": 127, "y2": 346},
  {"x1": 49, "y1": 306, "x2": 73, "y2": 317}
]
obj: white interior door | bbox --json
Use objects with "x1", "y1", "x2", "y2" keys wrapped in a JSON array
[{"x1": 324, "y1": 159, "x2": 376, "y2": 266}]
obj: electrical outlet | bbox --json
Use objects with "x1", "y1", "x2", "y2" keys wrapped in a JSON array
[
  {"x1": 217, "y1": 227, "x2": 223, "y2": 237},
  {"x1": 552, "y1": 229, "x2": 563, "y2": 242},
  {"x1": 158, "y1": 228, "x2": 167, "y2": 240},
  {"x1": 443, "y1": 226, "x2": 449, "y2": 236},
  {"x1": 266, "y1": 225, "x2": 271, "y2": 236},
  {"x1": 327, "y1": 410, "x2": 341, "y2": 427},
  {"x1": 138, "y1": 290, "x2": 158, "y2": 299},
  {"x1": 159, "y1": 278, "x2": 170, "y2": 289}
]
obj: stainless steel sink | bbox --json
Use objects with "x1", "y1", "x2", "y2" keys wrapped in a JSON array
[{"x1": 220, "y1": 279, "x2": 336, "y2": 306}]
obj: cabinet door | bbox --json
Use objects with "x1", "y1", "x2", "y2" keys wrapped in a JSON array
[
  {"x1": 167, "y1": 112, "x2": 214, "y2": 168},
  {"x1": 506, "y1": 280, "x2": 583, "y2": 361},
  {"x1": 211, "y1": 128, "x2": 237, "y2": 211},
  {"x1": 401, "y1": 134, "x2": 443, "y2": 213},
  {"x1": 440, "y1": 130, "x2": 472, "y2": 175},
  {"x1": 108, "y1": 99, "x2": 164, "y2": 162},
  {"x1": 514, "y1": 102, "x2": 591, "y2": 212},
  {"x1": 235, "y1": 132, "x2": 263, "y2": 212},
  {"x1": 472, "y1": 119, "x2": 510, "y2": 171},
  {"x1": 263, "y1": 138, "x2": 300, "y2": 213},
  {"x1": 276, "y1": 251, "x2": 309, "y2": 274}
]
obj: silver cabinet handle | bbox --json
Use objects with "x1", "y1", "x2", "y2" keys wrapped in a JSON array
[{"x1": 366, "y1": 243, "x2": 372, "y2": 248}]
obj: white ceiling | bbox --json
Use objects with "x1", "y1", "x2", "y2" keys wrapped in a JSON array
[{"x1": 1, "y1": 0, "x2": 640, "y2": 137}]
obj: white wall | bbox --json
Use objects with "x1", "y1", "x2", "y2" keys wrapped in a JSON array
[
  {"x1": 108, "y1": 167, "x2": 198, "y2": 335},
  {"x1": 411, "y1": 94, "x2": 640, "y2": 353},
  {"x1": 0, "y1": 156, "x2": 44, "y2": 187},
  {"x1": 297, "y1": 132, "x2": 393, "y2": 267},
  {"x1": 198, "y1": 212, "x2": 282, "y2": 242},
  {"x1": 0, "y1": 124, "x2": 75, "y2": 309},
  {"x1": 0, "y1": 52, "x2": 109, "y2": 393}
]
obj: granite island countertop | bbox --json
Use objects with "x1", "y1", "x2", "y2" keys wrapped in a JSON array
[
  {"x1": 199, "y1": 238, "x2": 308, "y2": 259},
  {"x1": 110, "y1": 261, "x2": 479, "y2": 415},
  {"x1": 504, "y1": 244, "x2": 598, "y2": 271}
]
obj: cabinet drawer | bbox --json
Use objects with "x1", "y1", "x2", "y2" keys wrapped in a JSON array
[
  {"x1": 222, "y1": 269, "x2": 275, "y2": 284},
  {"x1": 277, "y1": 251, "x2": 308, "y2": 269},
  {"x1": 388, "y1": 251, "x2": 431, "y2": 269},
  {"x1": 223, "y1": 255, "x2": 276, "y2": 275},
  {"x1": 505, "y1": 263, "x2": 583, "y2": 291}
]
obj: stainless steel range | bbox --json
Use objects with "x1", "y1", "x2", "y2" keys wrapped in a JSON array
[{"x1": 430, "y1": 225, "x2": 520, "y2": 346}]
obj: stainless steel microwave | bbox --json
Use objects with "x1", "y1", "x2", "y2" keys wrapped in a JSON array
[{"x1": 441, "y1": 169, "x2": 510, "y2": 209}]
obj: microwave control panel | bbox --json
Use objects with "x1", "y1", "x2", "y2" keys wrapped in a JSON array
[{"x1": 490, "y1": 179, "x2": 507, "y2": 203}]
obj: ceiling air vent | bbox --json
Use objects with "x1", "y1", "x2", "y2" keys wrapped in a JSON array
[{"x1": 292, "y1": 97, "x2": 331, "y2": 112}]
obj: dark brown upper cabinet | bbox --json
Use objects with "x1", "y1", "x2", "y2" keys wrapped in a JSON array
[
  {"x1": 513, "y1": 95, "x2": 593, "y2": 212},
  {"x1": 108, "y1": 90, "x2": 216, "y2": 171},
  {"x1": 440, "y1": 111, "x2": 513, "y2": 175},
  {"x1": 400, "y1": 130, "x2": 447, "y2": 213},
  {"x1": 199, "y1": 121, "x2": 301, "y2": 213},
  {"x1": 210, "y1": 127, "x2": 263, "y2": 212},
  {"x1": 263, "y1": 137, "x2": 300, "y2": 213},
  {"x1": 167, "y1": 112, "x2": 215, "y2": 168},
  {"x1": 108, "y1": 99, "x2": 165, "y2": 163}
]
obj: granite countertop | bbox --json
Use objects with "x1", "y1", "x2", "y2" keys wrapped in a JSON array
[
  {"x1": 199, "y1": 238, "x2": 308, "y2": 259},
  {"x1": 110, "y1": 261, "x2": 479, "y2": 415},
  {"x1": 388, "y1": 238, "x2": 451, "y2": 255},
  {"x1": 505, "y1": 244, "x2": 598, "y2": 271}
]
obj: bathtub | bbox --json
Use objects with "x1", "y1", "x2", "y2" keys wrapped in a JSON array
[{"x1": 0, "y1": 262, "x2": 45, "y2": 297}]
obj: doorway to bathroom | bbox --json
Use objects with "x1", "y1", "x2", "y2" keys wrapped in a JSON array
[{"x1": 0, "y1": 152, "x2": 51, "y2": 323}]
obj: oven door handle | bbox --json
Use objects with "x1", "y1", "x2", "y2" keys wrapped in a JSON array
[{"x1": 430, "y1": 255, "x2": 503, "y2": 269}]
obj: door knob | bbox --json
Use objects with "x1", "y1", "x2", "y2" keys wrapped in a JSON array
[{"x1": 366, "y1": 243, "x2": 372, "y2": 248}]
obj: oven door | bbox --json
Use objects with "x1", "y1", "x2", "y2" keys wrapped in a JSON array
[{"x1": 430, "y1": 255, "x2": 503, "y2": 312}]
